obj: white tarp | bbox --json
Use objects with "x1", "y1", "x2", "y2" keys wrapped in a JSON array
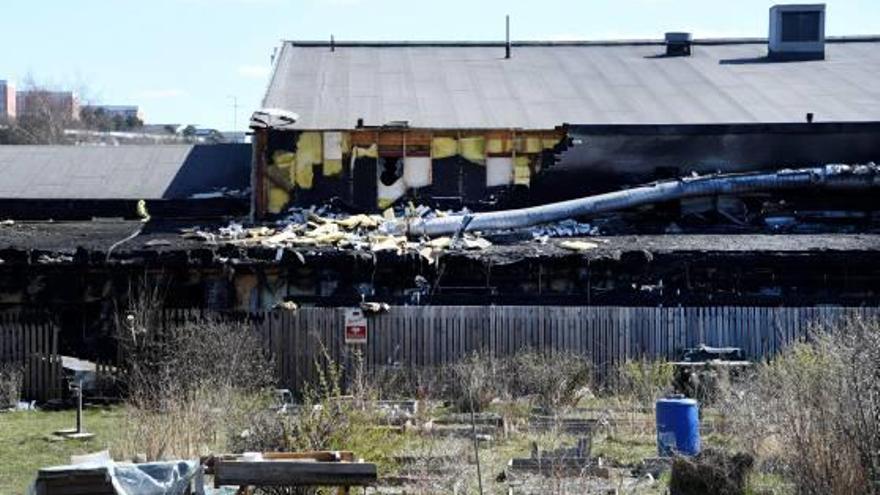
[{"x1": 31, "y1": 460, "x2": 201, "y2": 495}]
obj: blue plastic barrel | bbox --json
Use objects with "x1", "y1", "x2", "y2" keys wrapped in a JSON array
[{"x1": 656, "y1": 395, "x2": 700, "y2": 456}]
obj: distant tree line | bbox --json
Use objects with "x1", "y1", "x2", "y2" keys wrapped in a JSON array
[
  {"x1": 0, "y1": 81, "x2": 143, "y2": 145},
  {"x1": 79, "y1": 106, "x2": 144, "y2": 132}
]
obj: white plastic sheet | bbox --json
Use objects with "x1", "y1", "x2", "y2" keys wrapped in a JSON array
[{"x1": 31, "y1": 460, "x2": 201, "y2": 495}]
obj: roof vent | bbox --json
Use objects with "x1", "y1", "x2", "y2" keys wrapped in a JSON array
[
  {"x1": 769, "y1": 4, "x2": 825, "y2": 60},
  {"x1": 665, "y1": 32, "x2": 692, "y2": 56}
]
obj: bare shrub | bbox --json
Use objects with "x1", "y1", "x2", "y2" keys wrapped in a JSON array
[
  {"x1": 223, "y1": 341, "x2": 404, "y2": 474},
  {"x1": 369, "y1": 351, "x2": 594, "y2": 414},
  {"x1": 449, "y1": 352, "x2": 507, "y2": 412},
  {"x1": 508, "y1": 351, "x2": 593, "y2": 414},
  {"x1": 115, "y1": 288, "x2": 276, "y2": 460},
  {"x1": 372, "y1": 363, "x2": 446, "y2": 402},
  {"x1": 611, "y1": 358, "x2": 675, "y2": 407},
  {"x1": 226, "y1": 405, "x2": 290, "y2": 453},
  {"x1": 726, "y1": 318, "x2": 880, "y2": 495},
  {"x1": 0, "y1": 363, "x2": 23, "y2": 407}
]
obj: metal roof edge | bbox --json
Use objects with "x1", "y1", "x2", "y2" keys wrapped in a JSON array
[
  {"x1": 261, "y1": 41, "x2": 288, "y2": 108},
  {"x1": 281, "y1": 35, "x2": 880, "y2": 48}
]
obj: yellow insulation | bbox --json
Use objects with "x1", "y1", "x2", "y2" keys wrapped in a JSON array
[
  {"x1": 354, "y1": 143, "x2": 378, "y2": 158},
  {"x1": 272, "y1": 150, "x2": 296, "y2": 169},
  {"x1": 293, "y1": 132, "x2": 322, "y2": 189},
  {"x1": 486, "y1": 137, "x2": 513, "y2": 154},
  {"x1": 431, "y1": 137, "x2": 458, "y2": 159},
  {"x1": 515, "y1": 136, "x2": 542, "y2": 154},
  {"x1": 514, "y1": 156, "x2": 531, "y2": 186},
  {"x1": 323, "y1": 159, "x2": 343, "y2": 177},
  {"x1": 297, "y1": 132, "x2": 323, "y2": 164},
  {"x1": 268, "y1": 186, "x2": 291, "y2": 214},
  {"x1": 322, "y1": 131, "x2": 346, "y2": 177},
  {"x1": 459, "y1": 136, "x2": 486, "y2": 164},
  {"x1": 294, "y1": 156, "x2": 314, "y2": 188},
  {"x1": 377, "y1": 197, "x2": 396, "y2": 211},
  {"x1": 543, "y1": 136, "x2": 561, "y2": 150}
]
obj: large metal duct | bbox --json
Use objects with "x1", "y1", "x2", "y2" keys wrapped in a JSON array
[{"x1": 402, "y1": 164, "x2": 880, "y2": 237}]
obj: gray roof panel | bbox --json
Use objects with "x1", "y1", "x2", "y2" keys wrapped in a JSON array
[
  {"x1": 0, "y1": 144, "x2": 251, "y2": 200},
  {"x1": 263, "y1": 39, "x2": 880, "y2": 129}
]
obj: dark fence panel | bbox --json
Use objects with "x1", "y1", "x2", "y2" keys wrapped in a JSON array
[
  {"x1": 241, "y1": 306, "x2": 878, "y2": 393},
  {"x1": 0, "y1": 313, "x2": 63, "y2": 402},
  {"x1": 150, "y1": 306, "x2": 880, "y2": 393}
]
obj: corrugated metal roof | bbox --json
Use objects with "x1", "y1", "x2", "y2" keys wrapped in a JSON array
[
  {"x1": 263, "y1": 38, "x2": 880, "y2": 129},
  {"x1": 0, "y1": 144, "x2": 251, "y2": 200}
]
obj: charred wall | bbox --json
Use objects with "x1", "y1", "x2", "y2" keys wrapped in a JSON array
[
  {"x1": 534, "y1": 122, "x2": 880, "y2": 202},
  {"x1": 2, "y1": 239, "x2": 879, "y2": 361},
  {"x1": 253, "y1": 127, "x2": 567, "y2": 216}
]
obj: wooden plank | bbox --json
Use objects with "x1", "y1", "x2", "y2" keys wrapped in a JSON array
[{"x1": 214, "y1": 460, "x2": 378, "y2": 487}]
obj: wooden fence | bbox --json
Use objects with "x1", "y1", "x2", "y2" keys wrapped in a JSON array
[
  {"x1": 244, "y1": 306, "x2": 880, "y2": 393},
  {"x1": 0, "y1": 313, "x2": 63, "y2": 402}
]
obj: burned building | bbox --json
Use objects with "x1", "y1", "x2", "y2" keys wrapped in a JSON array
[
  {"x1": 252, "y1": 5, "x2": 880, "y2": 215},
  {"x1": 1, "y1": 5, "x2": 879, "y2": 366}
]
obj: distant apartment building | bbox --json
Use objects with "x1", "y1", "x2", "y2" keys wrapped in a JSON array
[
  {"x1": 81, "y1": 105, "x2": 143, "y2": 121},
  {"x1": 16, "y1": 90, "x2": 80, "y2": 121},
  {"x1": 0, "y1": 80, "x2": 15, "y2": 121}
]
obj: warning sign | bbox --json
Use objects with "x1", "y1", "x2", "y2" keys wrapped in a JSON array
[{"x1": 344, "y1": 308, "x2": 368, "y2": 345}]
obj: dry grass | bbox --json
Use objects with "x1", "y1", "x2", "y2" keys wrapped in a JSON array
[
  {"x1": 0, "y1": 363, "x2": 23, "y2": 408},
  {"x1": 725, "y1": 318, "x2": 880, "y2": 495}
]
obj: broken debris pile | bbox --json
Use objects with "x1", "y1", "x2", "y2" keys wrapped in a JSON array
[
  {"x1": 217, "y1": 208, "x2": 490, "y2": 264},
  {"x1": 180, "y1": 203, "x2": 605, "y2": 263}
]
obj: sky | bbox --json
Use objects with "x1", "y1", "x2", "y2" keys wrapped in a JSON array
[{"x1": 2, "y1": 0, "x2": 877, "y2": 131}]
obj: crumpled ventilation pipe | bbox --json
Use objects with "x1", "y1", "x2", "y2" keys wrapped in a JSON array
[{"x1": 402, "y1": 164, "x2": 880, "y2": 237}]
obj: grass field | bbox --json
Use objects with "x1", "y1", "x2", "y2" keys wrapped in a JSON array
[{"x1": 0, "y1": 407, "x2": 123, "y2": 494}]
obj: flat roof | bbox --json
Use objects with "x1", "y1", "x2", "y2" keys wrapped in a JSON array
[{"x1": 0, "y1": 144, "x2": 250, "y2": 200}]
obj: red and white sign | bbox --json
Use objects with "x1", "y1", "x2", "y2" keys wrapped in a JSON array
[{"x1": 344, "y1": 308, "x2": 368, "y2": 344}]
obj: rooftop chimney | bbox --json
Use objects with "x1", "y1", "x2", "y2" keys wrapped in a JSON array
[
  {"x1": 665, "y1": 32, "x2": 692, "y2": 56},
  {"x1": 769, "y1": 4, "x2": 826, "y2": 60}
]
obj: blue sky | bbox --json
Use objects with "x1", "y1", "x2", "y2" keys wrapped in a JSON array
[{"x1": 2, "y1": 0, "x2": 876, "y2": 130}]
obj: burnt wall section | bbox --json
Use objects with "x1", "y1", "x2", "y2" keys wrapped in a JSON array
[
  {"x1": 1, "y1": 236, "x2": 878, "y2": 310},
  {"x1": 253, "y1": 128, "x2": 567, "y2": 216},
  {"x1": 255, "y1": 123, "x2": 880, "y2": 214},
  {"x1": 2, "y1": 229, "x2": 879, "y2": 359},
  {"x1": 536, "y1": 122, "x2": 880, "y2": 203}
]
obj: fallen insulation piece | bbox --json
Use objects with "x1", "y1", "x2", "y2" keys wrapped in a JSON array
[
  {"x1": 336, "y1": 214, "x2": 382, "y2": 229},
  {"x1": 559, "y1": 240, "x2": 599, "y2": 251},
  {"x1": 370, "y1": 236, "x2": 407, "y2": 253},
  {"x1": 462, "y1": 236, "x2": 492, "y2": 250},
  {"x1": 418, "y1": 246, "x2": 436, "y2": 264}
]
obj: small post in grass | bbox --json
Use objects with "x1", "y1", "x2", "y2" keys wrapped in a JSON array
[{"x1": 53, "y1": 379, "x2": 94, "y2": 440}]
